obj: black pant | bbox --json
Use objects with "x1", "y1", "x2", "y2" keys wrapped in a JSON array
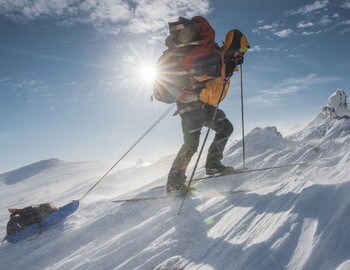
[{"x1": 167, "y1": 103, "x2": 233, "y2": 189}]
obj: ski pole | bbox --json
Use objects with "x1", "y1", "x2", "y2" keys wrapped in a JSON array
[
  {"x1": 79, "y1": 103, "x2": 176, "y2": 202},
  {"x1": 240, "y1": 64, "x2": 247, "y2": 169}
]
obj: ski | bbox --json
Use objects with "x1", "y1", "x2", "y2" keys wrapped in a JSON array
[
  {"x1": 111, "y1": 163, "x2": 307, "y2": 203},
  {"x1": 112, "y1": 195, "x2": 171, "y2": 203},
  {"x1": 112, "y1": 189, "x2": 250, "y2": 203},
  {"x1": 191, "y1": 162, "x2": 308, "y2": 182},
  {"x1": 112, "y1": 193, "x2": 199, "y2": 203}
]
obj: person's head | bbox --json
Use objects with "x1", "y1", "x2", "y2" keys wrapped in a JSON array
[
  {"x1": 221, "y1": 29, "x2": 250, "y2": 76},
  {"x1": 221, "y1": 29, "x2": 250, "y2": 63}
]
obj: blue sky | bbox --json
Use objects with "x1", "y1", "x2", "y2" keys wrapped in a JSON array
[{"x1": 1, "y1": 0, "x2": 350, "y2": 173}]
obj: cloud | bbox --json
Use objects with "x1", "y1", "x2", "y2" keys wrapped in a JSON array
[
  {"x1": 258, "y1": 24, "x2": 276, "y2": 30},
  {"x1": 253, "y1": 22, "x2": 294, "y2": 39},
  {"x1": 296, "y1": 13, "x2": 348, "y2": 36},
  {"x1": 297, "y1": 21, "x2": 314, "y2": 28},
  {"x1": 289, "y1": 0, "x2": 329, "y2": 15},
  {"x1": 249, "y1": 45, "x2": 279, "y2": 52},
  {"x1": 82, "y1": 0, "x2": 131, "y2": 24},
  {"x1": 248, "y1": 74, "x2": 342, "y2": 107},
  {"x1": 249, "y1": 45, "x2": 263, "y2": 52},
  {"x1": 318, "y1": 15, "x2": 332, "y2": 25},
  {"x1": 253, "y1": 22, "x2": 293, "y2": 39},
  {"x1": 297, "y1": 15, "x2": 331, "y2": 32},
  {"x1": 0, "y1": 77, "x2": 13, "y2": 84},
  {"x1": 0, "y1": 0, "x2": 78, "y2": 20},
  {"x1": 12, "y1": 78, "x2": 57, "y2": 105},
  {"x1": 301, "y1": 30, "x2": 322, "y2": 36},
  {"x1": 253, "y1": 0, "x2": 345, "y2": 39},
  {"x1": 0, "y1": 0, "x2": 211, "y2": 34},
  {"x1": 252, "y1": 22, "x2": 279, "y2": 34},
  {"x1": 273, "y1": 28, "x2": 293, "y2": 38},
  {"x1": 288, "y1": 54, "x2": 303, "y2": 58},
  {"x1": 125, "y1": 0, "x2": 211, "y2": 34},
  {"x1": 247, "y1": 87, "x2": 298, "y2": 107},
  {"x1": 342, "y1": 0, "x2": 350, "y2": 8},
  {"x1": 283, "y1": 1, "x2": 346, "y2": 36}
]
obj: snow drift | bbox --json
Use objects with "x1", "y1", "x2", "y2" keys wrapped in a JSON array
[{"x1": 1, "y1": 89, "x2": 350, "y2": 270}]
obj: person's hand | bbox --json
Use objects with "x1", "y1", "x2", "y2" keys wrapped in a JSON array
[{"x1": 233, "y1": 51, "x2": 244, "y2": 65}]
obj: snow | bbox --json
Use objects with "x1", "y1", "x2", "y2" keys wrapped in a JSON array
[
  {"x1": 322, "y1": 89, "x2": 350, "y2": 119},
  {"x1": 1, "y1": 90, "x2": 350, "y2": 269}
]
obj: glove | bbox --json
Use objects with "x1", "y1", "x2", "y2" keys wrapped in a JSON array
[
  {"x1": 232, "y1": 51, "x2": 244, "y2": 65},
  {"x1": 225, "y1": 49, "x2": 244, "y2": 65}
]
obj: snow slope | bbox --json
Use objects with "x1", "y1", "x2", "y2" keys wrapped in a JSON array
[{"x1": 1, "y1": 90, "x2": 350, "y2": 270}]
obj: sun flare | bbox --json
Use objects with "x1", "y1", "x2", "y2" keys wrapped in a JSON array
[
  {"x1": 140, "y1": 64, "x2": 157, "y2": 83},
  {"x1": 122, "y1": 44, "x2": 160, "y2": 101}
]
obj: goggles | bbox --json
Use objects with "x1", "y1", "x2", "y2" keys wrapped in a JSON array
[{"x1": 239, "y1": 47, "x2": 248, "y2": 54}]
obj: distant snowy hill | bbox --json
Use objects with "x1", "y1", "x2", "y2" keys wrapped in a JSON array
[{"x1": 1, "y1": 90, "x2": 350, "y2": 270}]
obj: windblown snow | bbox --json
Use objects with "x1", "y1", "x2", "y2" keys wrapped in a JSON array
[{"x1": 1, "y1": 90, "x2": 350, "y2": 270}]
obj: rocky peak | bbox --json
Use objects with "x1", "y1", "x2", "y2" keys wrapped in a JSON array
[{"x1": 322, "y1": 89, "x2": 350, "y2": 119}]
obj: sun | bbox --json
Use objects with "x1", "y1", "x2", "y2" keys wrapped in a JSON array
[
  {"x1": 120, "y1": 44, "x2": 160, "y2": 100},
  {"x1": 140, "y1": 64, "x2": 157, "y2": 83}
]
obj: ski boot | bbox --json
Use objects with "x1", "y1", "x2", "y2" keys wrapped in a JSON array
[{"x1": 206, "y1": 163, "x2": 236, "y2": 176}]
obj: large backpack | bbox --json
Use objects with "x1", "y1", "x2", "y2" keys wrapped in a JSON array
[
  {"x1": 153, "y1": 49, "x2": 196, "y2": 104},
  {"x1": 153, "y1": 18, "x2": 250, "y2": 106},
  {"x1": 153, "y1": 16, "x2": 219, "y2": 104},
  {"x1": 6, "y1": 203, "x2": 58, "y2": 235}
]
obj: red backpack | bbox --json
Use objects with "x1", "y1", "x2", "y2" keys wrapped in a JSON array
[
  {"x1": 153, "y1": 16, "x2": 222, "y2": 104},
  {"x1": 180, "y1": 16, "x2": 216, "y2": 71}
]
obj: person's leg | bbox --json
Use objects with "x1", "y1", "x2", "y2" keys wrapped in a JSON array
[
  {"x1": 167, "y1": 132, "x2": 200, "y2": 192},
  {"x1": 167, "y1": 110, "x2": 204, "y2": 195},
  {"x1": 204, "y1": 107, "x2": 234, "y2": 172}
]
